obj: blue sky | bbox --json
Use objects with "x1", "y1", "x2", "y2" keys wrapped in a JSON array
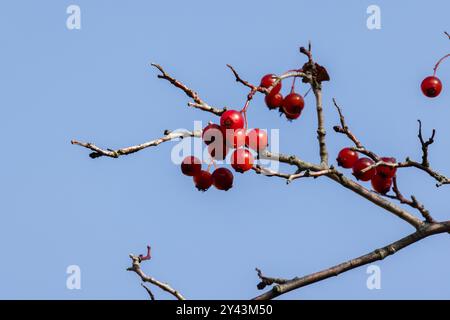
[{"x1": 0, "y1": 0, "x2": 449, "y2": 299}]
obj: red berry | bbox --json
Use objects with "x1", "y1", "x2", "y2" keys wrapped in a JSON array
[
  {"x1": 352, "y1": 157, "x2": 376, "y2": 181},
  {"x1": 193, "y1": 170, "x2": 213, "y2": 191},
  {"x1": 377, "y1": 157, "x2": 397, "y2": 178},
  {"x1": 231, "y1": 149, "x2": 254, "y2": 173},
  {"x1": 202, "y1": 123, "x2": 223, "y2": 146},
  {"x1": 265, "y1": 92, "x2": 283, "y2": 110},
  {"x1": 282, "y1": 93, "x2": 304, "y2": 120},
  {"x1": 337, "y1": 148, "x2": 359, "y2": 169},
  {"x1": 371, "y1": 174, "x2": 392, "y2": 194},
  {"x1": 207, "y1": 142, "x2": 229, "y2": 160},
  {"x1": 220, "y1": 110, "x2": 245, "y2": 131},
  {"x1": 246, "y1": 128, "x2": 268, "y2": 152},
  {"x1": 224, "y1": 128, "x2": 246, "y2": 148},
  {"x1": 181, "y1": 156, "x2": 202, "y2": 176},
  {"x1": 260, "y1": 74, "x2": 281, "y2": 94},
  {"x1": 212, "y1": 167, "x2": 234, "y2": 191},
  {"x1": 421, "y1": 76, "x2": 442, "y2": 98}
]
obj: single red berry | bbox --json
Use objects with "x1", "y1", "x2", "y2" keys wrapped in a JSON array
[
  {"x1": 224, "y1": 128, "x2": 246, "y2": 148},
  {"x1": 371, "y1": 174, "x2": 393, "y2": 194},
  {"x1": 212, "y1": 167, "x2": 234, "y2": 191},
  {"x1": 220, "y1": 110, "x2": 245, "y2": 131},
  {"x1": 181, "y1": 156, "x2": 202, "y2": 176},
  {"x1": 352, "y1": 157, "x2": 376, "y2": 181},
  {"x1": 246, "y1": 128, "x2": 268, "y2": 152},
  {"x1": 282, "y1": 93, "x2": 304, "y2": 120},
  {"x1": 421, "y1": 76, "x2": 442, "y2": 98},
  {"x1": 260, "y1": 74, "x2": 281, "y2": 94},
  {"x1": 265, "y1": 92, "x2": 284, "y2": 110},
  {"x1": 377, "y1": 157, "x2": 397, "y2": 178},
  {"x1": 202, "y1": 123, "x2": 223, "y2": 146},
  {"x1": 231, "y1": 148, "x2": 254, "y2": 173},
  {"x1": 193, "y1": 170, "x2": 213, "y2": 191},
  {"x1": 337, "y1": 148, "x2": 359, "y2": 169},
  {"x1": 207, "y1": 142, "x2": 229, "y2": 160}
]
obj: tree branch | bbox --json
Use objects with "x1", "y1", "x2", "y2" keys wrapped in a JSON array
[
  {"x1": 253, "y1": 220, "x2": 450, "y2": 300},
  {"x1": 333, "y1": 100, "x2": 450, "y2": 187},
  {"x1": 389, "y1": 177, "x2": 436, "y2": 223},
  {"x1": 255, "y1": 268, "x2": 289, "y2": 290},
  {"x1": 417, "y1": 119, "x2": 435, "y2": 167},
  {"x1": 71, "y1": 129, "x2": 200, "y2": 159},
  {"x1": 226, "y1": 64, "x2": 267, "y2": 94},
  {"x1": 325, "y1": 171, "x2": 423, "y2": 229},
  {"x1": 332, "y1": 98, "x2": 379, "y2": 161},
  {"x1": 252, "y1": 164, "x2": 333, "y2": 184},
  {"x1": 151, "y1": 63, "x2": 225, "y2": 116},
  {"x1": 141, "y1": 283, "x2": 156, "y2": 300},
  {"x1": 127, "y1": 249, "x2": 185, "y2": 300}
]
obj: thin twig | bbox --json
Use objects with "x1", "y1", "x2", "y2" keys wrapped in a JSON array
[
  {"x1": 390, "y1": 177, "x2": 436, "y2": 223},
  {"x1": 226, "y1": 64, "x2": 267, "y2": 94},
  {"x1": 127, "y1": 252, "x2": 185, "y2": 300},
  {"x1": 417, "y1": 119, "x2": 435, "y2": 167},
  {"x1": 151, "y1": 63, "x2": 225, "y2": 116},
  {"x1": 332, "y1": 98, "x2": 379, "y2": 161},
  {"x1": 71, "y1": 130, "x2": 201, "y2": 159},
  {"x1": 141, "y1": 283, "x2": 156, "y2": 300},
  {"x1": 255, "y1": 268, "x2": 289, "y2": 290}
]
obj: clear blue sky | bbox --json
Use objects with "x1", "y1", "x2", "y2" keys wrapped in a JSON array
[{"x1": 0, "y1": 0, "x2": 449, "y2": 299}]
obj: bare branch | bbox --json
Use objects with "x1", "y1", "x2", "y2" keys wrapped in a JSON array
[
  {"x1": 417, "y1": 119, "x2": 435, "y2": 167},
  {"x1": 141, "y1": 283, "x2": 156, "y2": 300},
  {"x1": 252, "y1": 165, "x2": 294, "y2": 181},
  {"x1": 71, "y1": 129, "x2": 201, "y2": 159},
  {"x1": 389, "y1": 177, "x2": 436, "y2": 223},
  {"x1": 255, "y1": 268, "x2": 289, "y2": 290},
  {"x1": 252, "y1": 165, "x2": 332, "y2": 184},
  {"x1": 127, "y1": 251, "x2": 185, "y2": 300},
  {"x1": 400, "y1": 159, "x2": 450, "y2": 187},
  {"x1": 151, "y1": 63, "x2": 225, "y2": 116},
  {"x1": 226, "y1": 64, "x2": 267, "y2": 93},
  {"x1": 253, "y1": 220, "x2": 450, "y2": 300},
  {"x1": 445, "y1": 31, "x2": 450, "y2": 39},
  {"x1": 332, "y1": 98, "x2": 379, "y2": 161},
  {"x1": 326, "y1": 171, "x2": 423, "y2": 228}
]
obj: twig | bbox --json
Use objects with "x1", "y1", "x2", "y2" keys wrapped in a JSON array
[
  {"x1": 226, "y1": 64, "x2": 267, "y2": 94},
  {"x1": 445, "y1": 31, "x2": 450, "y2": 39},
  {"x1": 252, "y1": 165, "x2": 332, "y2": 184},
  {"x1": 417, "y1": 119, "x2": 435, "y2": 167},
  {"x1": 390, "y1": 177, "x2": 436, "y2": 223},
  {"x1": 71, "y1": 130, "x2": 201, "y2": 159},
  {"x1": 255, "y1": 268, "x2": 289, "y2": 290},
  {"x1": 127, "y1": 251, "x2": 185, "y2": 300},
  {"x1": 151, "y1": 63, "x2": 225, "y2": 116},
  {"x1": 141, "y1": 283, "x2": 156, "y2": 300},
  {"x1": 332, "y1": 98, "x2": 379, "y2": 161}
]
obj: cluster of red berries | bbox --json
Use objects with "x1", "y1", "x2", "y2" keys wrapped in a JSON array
[
  {"x1": 261, "y1": 74, "x2": 305, "y2": 120},
  {"x1": 337, "y1": 148, "x2": 396, "y2": 194},
  {"x1": 181, "y1": 108, "x2": 269, "y2": 191},
  {"x1": 181, "y1": 156, "x2": 234, "y2": 191}
]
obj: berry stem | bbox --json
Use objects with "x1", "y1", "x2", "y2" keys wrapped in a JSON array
[
  {"x1": 138, "y1": 245, "x2": 152, "y2": 262},
  {"x1": 433, "y1": 53, "x2": 450, "y2": 76},
  {"x1": 303, "y1": 87, "x2": 312, "y2": 98},
  {"x1": 290, "y1": 76, "x2": 297, "y2": 94},
  {"x1": 206, "y1": 158, "x2": 217, "y2": 171}
]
